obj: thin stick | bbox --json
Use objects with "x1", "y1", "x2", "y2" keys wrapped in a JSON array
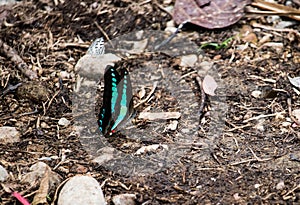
[
  {"x1": 251, "y1": 22, "x2": 300, "y2": 38},
  {"x1": 242, "y1": 111, "x2": 285, "y2": 123},
  {"x1": 283, "y1": 184, "x2": 300, "y2": 200},
  {"x1": 251, "y1": 0, "x2": 300, "y2": 21},
  {"x1": 94, "y1": 21, "x2": 114, "y2": 48},
  {"x1": 231, "y1": 147, "x2": 272, "y2": 166},
  {"x1": 46, "y1": 90, "x2": 60, "y2": 111},
  {"x1": 0, "y1": 39, "x2": 37, "y2": 80},
  {"x1": 1, "y1": 83, "x2": 22, "y2": 96},
  {"x1": 287, "y1": 96, "x2": 300, "y2": 125},
  {"x1": 134, "y1": 82, "x2": 158, "y2": 109},
  {"x1": 179, "y1": 70, "x2": 197, "y2": 80},
  {"x1": 196, "y1": 76, "x2": 207, "y2": 118}
]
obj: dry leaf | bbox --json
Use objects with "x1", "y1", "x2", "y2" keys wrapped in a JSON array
[
  {"x1": 173, "y1": 0, "x2": 251, "y2": 29},
  {"x1": 32, "y1": 170, "x2": 50, "y2": 205},
  {"x1": 202, "y1": 74, "x2": 218, "y2": 96}
]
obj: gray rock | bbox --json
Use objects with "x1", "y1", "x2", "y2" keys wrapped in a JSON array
[
  {"x1": 58, "y1": 175, "x2": 106, "y2": 205},
  {"x1": 0, "y1": 126, "x2": 20, "y2": 144},
  {"x1": 112, "y1": 193, "x2": 136, "y2": 205},
  {"x1": 0, "y1": 165, "x2": 9, "y2": 182}
]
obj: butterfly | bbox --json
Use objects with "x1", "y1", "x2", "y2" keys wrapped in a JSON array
[
  {"x1": 98, "y1": 65, "x2": 134, "y2": 136},
  {"x1": 87, "y1": 38, "x2": 105, "y2": 55}
]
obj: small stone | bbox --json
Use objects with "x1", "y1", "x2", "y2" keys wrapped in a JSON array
[
  {"x1": 112, "y1": 193, "x2": 136, "y2": 205},
  {"x1": 21, "y1": 162, "x2": 61, "y2": 186},
  {"x1": 0, "y1": 126, "x2": 20, "y2": 144},
  {"x1": 282, "y1": 121, "x2": 291, "y2": 127},
  {"x1": 292, "y1": 109, "x2": 300, "y2": 121},
  {"x1": 251, "y1": 90, "x2": 261, "y2": 98},
  {"x1": 0, "y1": 165, "x2": 9, "y2": 182},
  {"x1": 75, "y1": 53, "x2": 121, "y2": 76},
  {"x1": 59, "y1": 71, "x2": 70, "y2": 79},
  {"x1": 58, "y1": 175, "x2": 106, "y2": 205},
  {"x1": 254, "y1": 184, "x2": 261, "y2": 189},
  {"x1": 180, "y1": 54, "x2": 198, "y2": 67},
  {"x1": 233, "y1": 193, "x2": 241, "y2": 200},
  {"x1": 17, "y1": 81, "x2": 49, "y2": 103},
  {"x1": 198, "y1": 61, "x2": 214, "y2": 76},
  {"x1": 276, "y1": 181, "x2": 285, "y2": 190},
  {"x1": 167, "y1": 120, "x2": 178, "y2": 131},
  {"x1": 58, "y1": 118, "x2": 70, "y2": 126},
  {"x1": 41, "y1": 122, "x2": 50, "y2": 129}
]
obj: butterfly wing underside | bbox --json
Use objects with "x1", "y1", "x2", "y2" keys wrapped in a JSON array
[
  {"x1": 98, "y1": 65, "x2": 120, "y2": 135},
  {"x1": 110, "y1": 67, "x2": 134, "y2": 132},
  {"x1": 98, "y1": 65, "x2": 134, "y2": 136}
]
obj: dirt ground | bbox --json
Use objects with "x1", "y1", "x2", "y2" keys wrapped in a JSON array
[{"x1": 0, "y1": 0, "x2": 299, "y2": 204}]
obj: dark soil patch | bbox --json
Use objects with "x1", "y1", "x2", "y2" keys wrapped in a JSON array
[{"x1": 0, "y1": 0, "x2": 299, "y2": 204}]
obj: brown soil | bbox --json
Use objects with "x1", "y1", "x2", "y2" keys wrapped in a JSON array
[{"x1": 0, "y1": 0, "x2": 299, "y2": 204}]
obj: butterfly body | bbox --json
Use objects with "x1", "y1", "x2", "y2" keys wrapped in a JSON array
[{"x1": 98, "y1": 65, "x2": 134, "y2": 136}]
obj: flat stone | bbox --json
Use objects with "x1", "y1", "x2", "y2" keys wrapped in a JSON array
[
  {"x1": 58, "y1": 175, "x2": 106, "y2": 205},
  {"x1": 0, "y1": 126, "x2": 20, "y2": 144},
  {"x1": 112, "y1": 193, "x2": 136, "y2": 205},
  {"x1": 0, "y1": 165, "x2": 9, "y2": 182}
]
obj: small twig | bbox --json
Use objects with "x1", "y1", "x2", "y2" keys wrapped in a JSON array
[
  {"x1": 226, "y1": 122, "x2": 252, "y2": 132},
  {"x1": 197, "y1": 167, "x2": 225, "y2": 171},
  {"x1": 46, "y1": 90, "x2": 60, "y2": 111},
  {"x1": 134, "y1": 81, "x2": 158, "y2": 109},
  {"x1": 56, "y1": 42, "x2": 89, "y2": 49},
  {"x1": 1, "y1": 83, "x2": 22, "y2": 96},
  {"x1": 251, "y1": 0, "x2": 300, "y2": 21},
  {"x1": 251, "y1": 22, "x2": 300, "y2": 38},
  {"x1": 282, "y1": 184, "x2": 300, "y2": 200},
  {"x1": 246, "y1": 8, "x2": 300, "y2": 16},
  {"x1": 0, "y1": 108, "x2": 39, "y2": 120},
  {"x1": 242, "y1": 111, "x2": 285, "y2": 123},
  {"x1": 0, "y1": 39, "x2": 37, "y2": 80},
  {"x1": 195, "y1": 76, "x2": 207, "y2": 119},
  {"x1": 94, "y1": 21, "x2": 114, "y2": 48},
  {"x1": 179, "y1": 70, "x2": 197, "y2": 80},
  {"x1": 287, "y1": 96, "x2": 300, "y2": 125},
  {"x1": 230, "y1": 147, "x2": 272, "y2": 166},
  {"x1": 152, "y1": 0, "x2": 173, "y2": 16},
  {"x1": 18, "y1": 108, "x2": 39, "y2": 117}
]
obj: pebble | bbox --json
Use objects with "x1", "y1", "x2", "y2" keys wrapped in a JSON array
[
  {"x1": 58, "y1": 175, "x2": 106, "y2": 205},
  {"x1": 292, "y1": 109, "x2": 300, "y2": 121},
  {"x1": 0, "y1": 126, "x2": 20, "y2": 144},
  {"x1": 276, "y1": 181, "x2": 285, "y2": 190},
  {"x1": 251, "y1": 90, "x2": 262, "y2": 98},
  {"x1": 179, "y1": 54, "x2": 198, "y2": 67},
  {"x1": 21, "y1": 162, "x2": 61, "y2": 187},
  {"x1": 58, "y1": 118, "x2": 70, "y2": 126},
  {"x1": 75, "y1": 53, "x2": 121, "y2": 77},
  {"x1": 112, "y1": 193, "x2": 136, "y2": 205},
  {"x1": 0, "y1": 165, "x2": 9, "y2": 182},
  {"x1": 59, "y1": 71, "x2": 70, "y2": 79}
]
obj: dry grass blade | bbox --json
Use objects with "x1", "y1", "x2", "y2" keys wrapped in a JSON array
[{"x1": 251, "y1": 0, "x2": 300, "y2": 21}]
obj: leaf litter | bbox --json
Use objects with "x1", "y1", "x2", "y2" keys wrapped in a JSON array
[{"x1": 0, "y1": 0, "x2": 299, "y2": 204}]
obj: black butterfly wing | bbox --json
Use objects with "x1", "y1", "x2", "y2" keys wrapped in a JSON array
[
  {"x1": 98, "y1": 65, "x2": 121, "y2": 135},
  {"x1": 109, "y1": 68, "x2": 134, "y2": 132}
]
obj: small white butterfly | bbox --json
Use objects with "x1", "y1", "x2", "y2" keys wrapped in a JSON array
[{"x1": 87, "y1": 37, "x2": 105, "y2": 55}]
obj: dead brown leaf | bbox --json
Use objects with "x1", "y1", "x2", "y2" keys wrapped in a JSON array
[{"x1": 173, "y1": 0, "x2": 251, "y2": 28}]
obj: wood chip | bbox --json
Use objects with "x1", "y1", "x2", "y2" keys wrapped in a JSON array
[{"x1": 138, "y1": 112, "x2": 181, "y2": 120}]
